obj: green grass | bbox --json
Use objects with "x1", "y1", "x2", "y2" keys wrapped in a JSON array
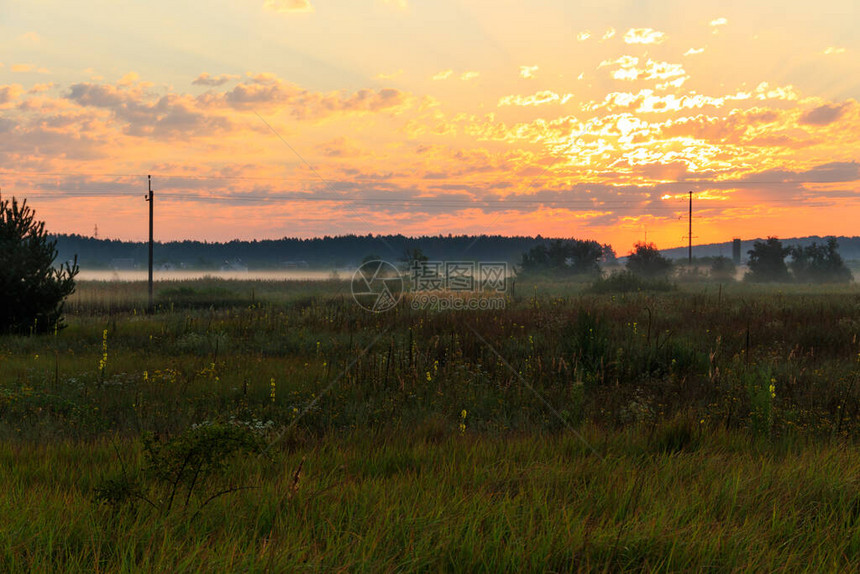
[{"x1": 1, "y1": 277, "x2": 859, "y2": 571}]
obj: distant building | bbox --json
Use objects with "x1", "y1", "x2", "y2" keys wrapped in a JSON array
[{"x1": 732, "y1": 238, "x2": 742, "y2": 265}]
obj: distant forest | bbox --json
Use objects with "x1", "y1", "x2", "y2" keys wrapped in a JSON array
[{"x1": 51, "y1": 233, "x2": 860, "y2": 271}]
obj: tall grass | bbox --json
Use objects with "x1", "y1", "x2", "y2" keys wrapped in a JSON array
[{"x1": 1, "y1": 278, "x2": 859, "y2": 570}]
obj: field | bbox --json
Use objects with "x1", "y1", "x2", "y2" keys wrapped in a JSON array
[{"x1": 2, "y1": 277, "x2": 860, "y2": 571}]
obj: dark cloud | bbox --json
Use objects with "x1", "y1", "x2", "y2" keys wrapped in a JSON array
[
  {"x1": 742, "y1": 161, "x2": 859, "y2": 183},
  {"x1": 798, "y1": 102, "x2": 851, "y2": 126},
  {"x1": 192, "y1": 73, "x2": 238, "y2": 87},
  {"x1": 66, "y1": 83, "x2": 231, "y2": 139},
  {"x1": 204, "y1": 76, "x2": 412, "y2": 120}
]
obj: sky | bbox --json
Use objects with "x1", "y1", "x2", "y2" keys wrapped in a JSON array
[{"x1": 1, "y1": 0, "x2": 859, "y2": 253}]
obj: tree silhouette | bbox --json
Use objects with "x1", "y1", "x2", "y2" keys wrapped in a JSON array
[
  {"x1": 519, "y1": 239, "x2": 603, "y2": 276},
  {"x1": 789, "y1": 237, "x2": 853, "y2": 283},
  {"x1": 625, "y1": 242, "x2": 673, "y2": 279},
  {"x1": 745, "y1": 237, "x2": 790, "y2": 282},
  {"x1": 0, "y1": 195, "x2": 79, "y2": 333}
]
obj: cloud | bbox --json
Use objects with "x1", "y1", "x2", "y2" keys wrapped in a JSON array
[
  {"x1": 577, "y1": 31, "x2": 591, "y2": 41},
  {"x1": 798, "y1": 102, "x2": 851, "y2": 126},
  {"x1": 623, "y1": 28, "x2": 666, "y2": 45},
  {"x1": 709, "y1": 17, "x2": 728, "y2": 27},
  {"x1": 599, "y1": 55, "x2": 639, "y2": 80},
  {"x1": 11, "y1": 64, "x2": 33, "y2": 72},
  {"x1": 376, "y1": 70, "x2": 403, "y2": 80},
  {"x1": 460, "y1": 71, "x2": 480, "y2": 81},
  {"x1": 28, "y1": 83, "x2": 54, "y2": 94},
  {"x1": 193, "y1": 73, "x2": 240, "y2": 87},
  {"x1": 645, "y1": 60, "x2": 687, "y2": 82},
  {"x1": 316, "y1": 136, "x2": 368, "y2": 158},
  {"x1": 118, "y1": 72, "x2": 140, "y2": 86},
  {"x1": 823, "y1": 47, "x2": 846, "y2": 55},
  {"x1": 742, "y1": 162, "x2": 860, "y2": 183},
  {"x1": 519, "y1": 65, "x2": 538, "y2": 79},
  {"x1": 263, "y1": 0, "x2": 313, "y2": 13},
  {"x1": 601, "y1": 28, "x2": 616, "y2": 41},
  {"x1": 65, "y1": 82, "x2": 232, "y2": 139},
  {"x1": 0, "y1": 84, "x2": 24, "y2": 106},
  {"x1": 498, "y1": 91, "x2": 574, "y2": 107},
  {"x1": 432, "y1": 69, "x2": 453, "y2": 81},
  {"x1": 205, "y1": 74, "x2": 415, "y2": 120},
  {"x1": 684, "y1": 47, "x2": 705, "y2": 56}
]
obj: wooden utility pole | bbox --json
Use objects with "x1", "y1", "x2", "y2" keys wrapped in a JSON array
[{"x1": 146, "y1": 175, "x2": 153, "y2": 312}]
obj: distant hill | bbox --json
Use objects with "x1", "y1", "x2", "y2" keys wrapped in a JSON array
[
  {"x1": 52, "y1": 234, "x2": 860, "y2": 271},
  {"x1": 661, "y1": 236, "x2": 860, "y2": 262}
]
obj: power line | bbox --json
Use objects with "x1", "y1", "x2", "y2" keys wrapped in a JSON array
[{"x1": 1, "y1": 170, "x2": 855, "y2": 186}]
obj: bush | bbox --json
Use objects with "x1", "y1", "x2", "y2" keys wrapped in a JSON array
[
  {"x1": 0, "y1": 195, "x2": 79, "y2": 333},
  {"x1": 709, "y1": 256, "x2": 737, "y2": 281}
]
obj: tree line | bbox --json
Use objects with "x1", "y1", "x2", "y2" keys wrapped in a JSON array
[{"x1": 518, "y1": 237, "x2": 854, "y2": 284}]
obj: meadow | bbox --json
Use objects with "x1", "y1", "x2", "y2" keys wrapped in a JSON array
[{"x1": 1, "y1": 276, "x2": 860, "y2": 571}]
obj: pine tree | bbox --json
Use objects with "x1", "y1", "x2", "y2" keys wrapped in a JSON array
[{"x1": 0, "y1": 194, "x2": 79, "y2": 334}]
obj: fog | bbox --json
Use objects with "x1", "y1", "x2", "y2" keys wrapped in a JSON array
[{"x1": 76, "y1": 270, "x2": 348, "y2": 282}]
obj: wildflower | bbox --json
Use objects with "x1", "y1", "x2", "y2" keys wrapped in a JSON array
[
  {"x1": 459, "y1": 409, "x2": 467, "y2": 435},
  {"x1": 98, "y1": 329, "x2": 109, "y2": 372},
  {"x1": 270, "y1": 378, "x2": 276, "y2": 403},
  {"x1": 769, "y1": 378, "x2": 776, "y2": 399}
]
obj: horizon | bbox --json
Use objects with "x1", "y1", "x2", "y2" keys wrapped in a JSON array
[{"x1": 2, "y1": 1, "x2": 858, "y2": 249}]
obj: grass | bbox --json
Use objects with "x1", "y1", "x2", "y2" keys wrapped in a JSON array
[{"x1": 1, "y1": 277, "x2": 859, "y2": 571}]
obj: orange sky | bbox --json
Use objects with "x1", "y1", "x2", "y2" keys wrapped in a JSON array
[{"x1": 1, "y1": 0, "x2": 858, "y2": 253}]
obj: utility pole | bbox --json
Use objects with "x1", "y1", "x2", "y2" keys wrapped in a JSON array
[
  {"x1": 146, "y1": 175, "x2": 153, "y2": 312},
  {"x1": 688, "y1": 190, "x2": 693, "y2": 266}
]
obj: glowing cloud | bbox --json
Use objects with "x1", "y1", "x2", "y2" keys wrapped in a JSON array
[
  {"x1": 684, "y1": 47, "x2": 705, "y2": 56},
  {"x1": 577, "y1": 31, "x2": 591, "y2": 41},
  {"x1": 823, "y1": 47, "x2": 846, "y2": 55},
  {"x1": 498, "y1": 91, "x2": 574, "y2": 107},
  {"x1": 460, "y1": 71, "x2": 480, "y2": 81},
  {"x1": 263, "y1": 0, "x2": 313, "y2": 13},
  {"x1": 519, "y1": 65, "x2": 539, "y2": 79},
  {"x1": 709, "y1": 17, "x2": 728, "y2": 27},
  {"x1": 624, "y1": 28, "x2": 666, "y2": 45},
  {"x1": 432, "y1": 70, "x2": 453, "y2": 81}
]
